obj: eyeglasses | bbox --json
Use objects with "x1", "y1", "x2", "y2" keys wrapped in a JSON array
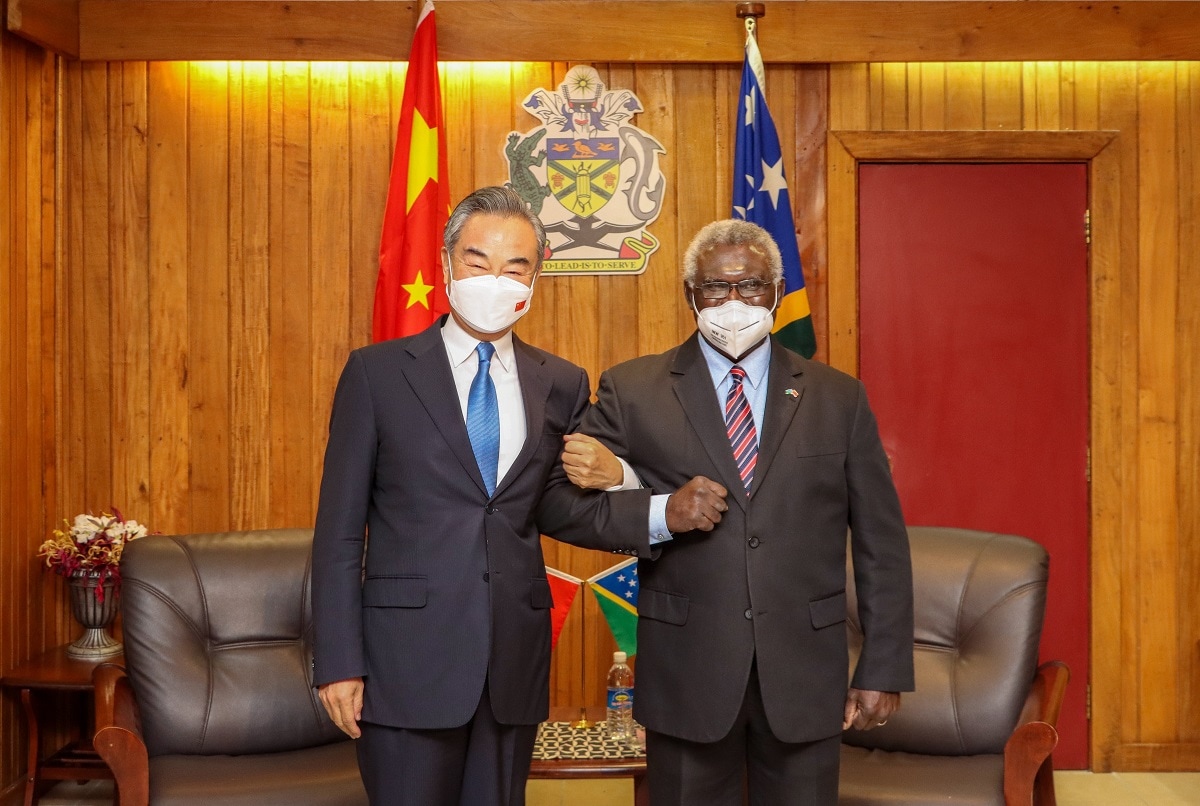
[{"x1": 693, "y1": 279, "x2": 773, "y2": 300}]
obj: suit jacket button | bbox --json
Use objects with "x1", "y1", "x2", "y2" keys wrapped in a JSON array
[
  {"x1": 744, "y1": 609, "x2": 753, "y2": 620},
  {"x1": 748, "y1": 536, "x2": 760, "y2": 548},
  {"x1": 485, "y1": 505, "x2": 496, "y2": 514},
  {"x1": 482, "y1": 572, "x2": 490, "y2": 582}
]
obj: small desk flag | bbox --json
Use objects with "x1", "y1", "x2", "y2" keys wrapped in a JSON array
[
  {"x1": 733, "y1": 22, "x2": 817, "y2": 359},
  {"x1": 587, "y1": 558, "x2": 639, "y2": 656},
  {"x1": 372, "y1": 0, "x2": 451, "y2": 342},
  {"x1": 544, "y1": 566, "x2": 582, "y2": 650}
]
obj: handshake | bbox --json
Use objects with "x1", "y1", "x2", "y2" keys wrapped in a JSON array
[{"x1": 560, "y1": 433, "x2": 728, "y2": 534}]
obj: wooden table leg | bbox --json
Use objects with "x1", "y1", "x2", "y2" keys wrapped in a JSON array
[
  {"x1": 633, "y1": 770, "x2": 649, "y2": 806},
  {"x1": 20, "y1": 688, "x2": 38, "y2": 806}
]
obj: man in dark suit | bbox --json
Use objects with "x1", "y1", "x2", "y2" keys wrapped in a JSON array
[
  {"x1": 310, "y1": 186, "x2": 659, "y2": 806},
  {"x1": 562, "y1": 219, "x2": 915, "y2": 804}
]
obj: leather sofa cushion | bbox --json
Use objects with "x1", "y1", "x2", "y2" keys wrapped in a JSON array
[
  {"x1": 839, "y1": 744, "x2": 1004, "y2": 806},
  {"x1": 121, "y1": 530, "x2": 345, "y2": 756},
  {"x1": 148, "y1": 740, "x2": 366, "y2": 806}
]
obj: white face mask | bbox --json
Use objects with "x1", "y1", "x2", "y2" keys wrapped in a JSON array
[
  {"x1": 447, "y1": 273, "x2": 535, "y2": 334},
  {"x1": 693, "y1": 297, "x2": 776, "y2": 360}
]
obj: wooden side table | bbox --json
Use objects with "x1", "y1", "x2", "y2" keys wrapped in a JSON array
[
  {"x1": 1, "y1": 645, "x2": 121, "y2": 806},
  {"x1": 529, "y1": 706, "x2": 648, "y2": 806}
]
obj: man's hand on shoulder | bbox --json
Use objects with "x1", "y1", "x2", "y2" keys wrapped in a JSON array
[
  {"x1": 318, "y1": 677, "x2": 364, "y2": 739},
  {"x1": 562, "y1": 433, "x2": 624, "y2": 489},
  {"x1": 665, "y1": 476, "x2": 728, "y2": 533}
]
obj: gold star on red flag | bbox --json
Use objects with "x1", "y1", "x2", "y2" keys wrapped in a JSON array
[{"x1": 401, "y1": 271, "x2": 435, "y2": 309}]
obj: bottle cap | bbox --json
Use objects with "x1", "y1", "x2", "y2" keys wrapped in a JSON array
[{"x1": 613, "y1": 651, "x2": 627, "y2": 663}]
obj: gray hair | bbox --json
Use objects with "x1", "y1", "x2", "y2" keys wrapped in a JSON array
[
  {"x1": 443, "y1": 186, "x2": 547, "y2": 272},
  {"x1": 682, "y1": 219, "x2": 784, "y2": 284}
]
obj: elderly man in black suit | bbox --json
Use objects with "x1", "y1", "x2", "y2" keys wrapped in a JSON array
[{"x1": 562, "y1": 218, "x2": 915, "y2": 805}]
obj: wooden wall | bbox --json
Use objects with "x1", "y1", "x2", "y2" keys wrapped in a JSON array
[
  {"x1": 0, "y1": 28, "x2": 65, "y2": 794},
  {"x1": 0, "y1": 51, "x2": 1196, "y2": 788}
]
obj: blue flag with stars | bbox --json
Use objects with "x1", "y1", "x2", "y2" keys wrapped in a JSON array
[
  {"x1": 733, "y1": 27, "x2": 817, "y2": 358},
  {"x1": 587, "y1": 557, "x2": 639, "y2": 656}
]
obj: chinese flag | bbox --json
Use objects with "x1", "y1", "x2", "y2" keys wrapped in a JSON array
[
  {"x1": 372, "y1": 0, "x2": 451, "y2": 342},
  {"x1": 545, "y1": 566, "x2": 583, "y2": 650}
]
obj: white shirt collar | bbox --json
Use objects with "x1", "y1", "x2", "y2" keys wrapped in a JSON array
[
  {"x1": 441, "y1": 315, "x2": 516, "y2": 373},
  {"x1": 697, "y1": 332, "x2": 771, "y2": 390}
]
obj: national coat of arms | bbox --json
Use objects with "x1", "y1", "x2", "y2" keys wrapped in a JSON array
[{"x1": 503, "y1": 66, "x2": 666, "y2": 275}]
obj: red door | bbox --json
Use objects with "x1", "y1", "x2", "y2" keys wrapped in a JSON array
[{"x1": 858, "y1": 163, "x2": 1089, "y2": 768}]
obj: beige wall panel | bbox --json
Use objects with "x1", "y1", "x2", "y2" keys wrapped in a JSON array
[
  {"x1": 915, "y1": 62, "x2": 947, "y2": 131},
  {"x1": 982, "y1": 62, "x2": 1021, "y2": 130},
  {"x1": 794, "y1": 65, "x2": 829, "y2": 360},
  {"x1": 229, "y1": 62, "x2": 274, "y2": 530},
  {"x1": 1134, "y1": 62, "x2": 1180, "y2": 743},
  {"x1": 80, "y1": 62, "x2": 113, "y2": 510},
  {"x1": 146, "y1": 61, "x2": 191, "y2": 534},
  {"x1": 309, "y1": 62, "x2": 353, "y2": 513},
  {"x1": 187, "y1": 62, "x2": 233, "y2": 532},
  {"x1": 1096, "y1": 61, "x2": 1144, "y2": 765},
  {"x1": 0, "y1": 28, "x2": 61, "y2": 793},
  {"x1": 1179, "y1": 61, "x2": 1200, "y2": 745},
  {"x1": 945, "y1": 62, "x2": 985, "y2": 129},
  {"x1": 111, "y1": 63, "x2": 152, "y2": 522}
]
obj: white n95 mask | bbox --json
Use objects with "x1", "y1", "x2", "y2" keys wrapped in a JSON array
[
  {"x1": 448, "y1": 273, "x2": 535, "y2": 334},
  {"x1": 694, "y1": 298, "x2": 775, "y2": 359}
]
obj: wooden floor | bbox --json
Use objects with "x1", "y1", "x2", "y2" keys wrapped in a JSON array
[{"x1": 32, "y1": 771, "x2": 1200, "y2": 805}]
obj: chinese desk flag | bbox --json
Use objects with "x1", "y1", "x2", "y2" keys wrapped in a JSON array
[
  {"x1": 733, "y1": 19, "x2": 817, "y2": 358},
  {"x1": 372, "y1": 0, "x2": 451, "y2": 342},
  {"x1": 545, "y1": 566, "x2": 582, "y2": 650},
  {"x1": 587, "y1": 558, "x2": 639, "y2": 657}
]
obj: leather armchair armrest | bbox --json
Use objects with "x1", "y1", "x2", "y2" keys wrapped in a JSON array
[
  {"x1": 1003, "y1": 660, "x2": 1070, "y2": 806},
  {"x1": 93, "y1": 663, "x2": 150, "y2": 806}
]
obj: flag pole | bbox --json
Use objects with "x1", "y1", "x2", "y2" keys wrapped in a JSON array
[{"x1": 574, "y1": 561, "x2": 592, "y2": 730}]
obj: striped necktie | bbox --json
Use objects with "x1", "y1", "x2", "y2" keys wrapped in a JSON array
[
  {"x1": 466, "y1": 341, "x2": 500, "y2": 496},
  {"x1": 725, "y1": 365, "x2": 758, "y2": 495}
]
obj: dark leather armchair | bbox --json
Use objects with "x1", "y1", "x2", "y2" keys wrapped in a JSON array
[
  {"x1": 840, "y1": 526, "x2": 1069, "y2": 806},
  {"x1": 93, "y1": 529, "x2": 367, "y2": 806}
]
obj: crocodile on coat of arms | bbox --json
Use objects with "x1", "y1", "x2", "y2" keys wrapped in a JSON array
[{"x1": 504, "y1": 129, "x2": 551, "y2": 215}]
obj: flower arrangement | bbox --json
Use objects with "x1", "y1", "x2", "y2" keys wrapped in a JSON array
[{"x1": 38, "y1": 509, "x2": 149, "y2": 597}]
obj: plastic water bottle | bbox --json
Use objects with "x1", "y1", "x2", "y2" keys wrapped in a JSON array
[{"x1": 606, "y1": 650, "x2": 634, "y2": 743}]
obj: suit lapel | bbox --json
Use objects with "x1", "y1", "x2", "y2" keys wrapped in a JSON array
[
  {"x1": 671, "y1": 335, "x2": 751, "y2": 511},
  {"x1": 751, "y1": 340, "x2": 807, "y2": 497},
  {"x1": 496, "y1": 336, "x2": 551, "y2": 496},
  {"x1": 401, "y1": 321, "x2": 490, "y2": 496}
]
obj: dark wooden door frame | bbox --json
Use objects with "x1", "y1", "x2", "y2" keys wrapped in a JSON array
[{"x1": 826, "y1": 129, "x2": 1119, "y2": 770}]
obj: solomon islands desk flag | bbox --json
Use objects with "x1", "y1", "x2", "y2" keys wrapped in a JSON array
[
  {"x1": 545, "y1": 566, "x2": 582, "y2": 650},
  {"x1": 372, "y1": 0, "x2": 451, "y2": 342},
  {"x1": 588, "y1": 558, "x2": 639, "y2": 656},
  {"x1": 732, "y1": 19, "x2": 817, "y2": 359}
]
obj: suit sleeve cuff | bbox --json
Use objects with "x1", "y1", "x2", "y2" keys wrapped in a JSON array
[{"x1": 649, "y1": 494, "x2": 673, "y2": 544}]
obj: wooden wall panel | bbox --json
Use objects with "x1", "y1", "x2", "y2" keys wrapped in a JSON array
[
  {"x1": 4, "y1": 47, "x2": 1197, "y2": 786},
  {"x1": 827, "y1": 60, "x2": 1200, "y2": 771},
  {"x1": 0, "y1": 28, "x2": 61, "y2": 797}
]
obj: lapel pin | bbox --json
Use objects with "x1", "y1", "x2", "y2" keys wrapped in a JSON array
[{"x1": 784, "y1": 388, "x2": 799, "y2": 398}]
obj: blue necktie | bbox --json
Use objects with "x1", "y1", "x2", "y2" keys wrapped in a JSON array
[{"x1": 467, "y1": 342, "x2": 500, "y2": 496}]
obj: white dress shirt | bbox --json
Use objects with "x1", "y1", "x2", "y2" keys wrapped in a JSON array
[{"x1": 441, "y1": 316, "x2": 527, "y2": 487}]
